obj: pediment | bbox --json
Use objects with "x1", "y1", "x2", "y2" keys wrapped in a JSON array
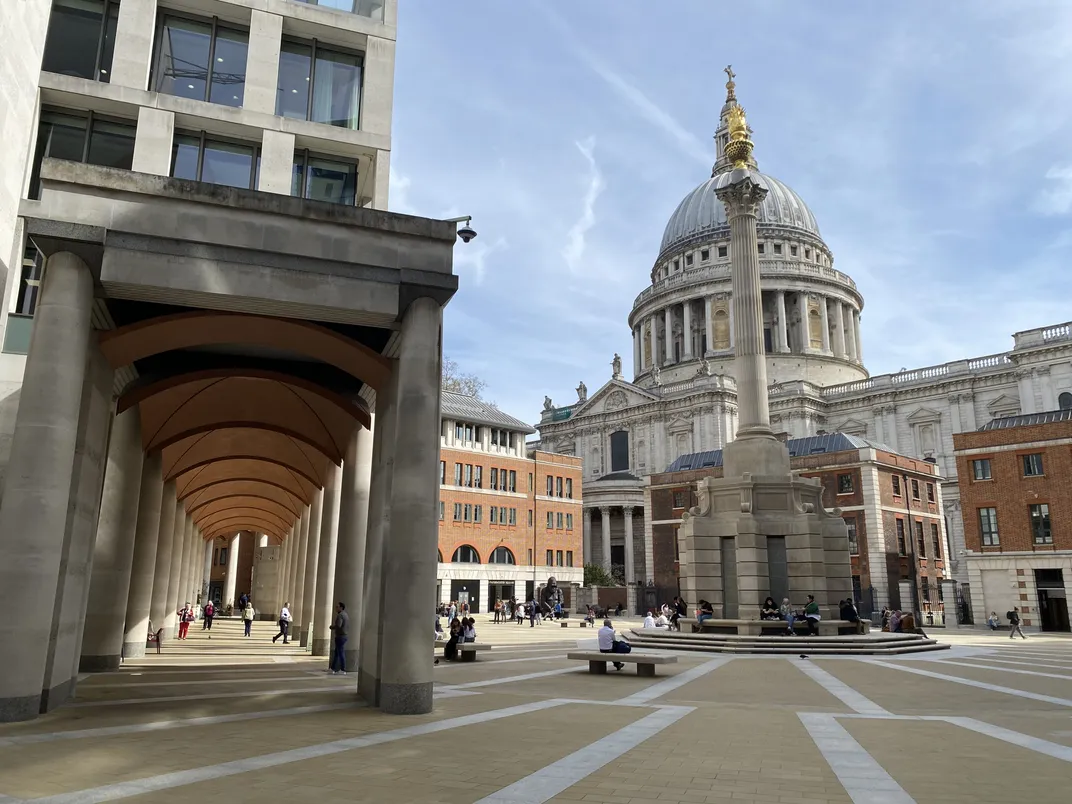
[
  {"x1": 906, "y1": 406, "x2": 942, "y2": 424},
  {"x1": 833, "y1": 417, "x2": 869, "y2": 436},
  {"x1": 986, "y1": 393, "x2": 1021, "y2": 414},
  {"x1": 571, "y1": 379, "x2": 659, "y2": 418}
]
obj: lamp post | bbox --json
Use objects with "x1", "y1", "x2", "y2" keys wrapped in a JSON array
[{"x1": 532, "y1": 451, "x2": 539, "y2": 602}]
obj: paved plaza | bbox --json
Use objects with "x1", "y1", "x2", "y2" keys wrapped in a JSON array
[{"x1": 0, "y1": 620, "x2": 1068, "y2": 803}]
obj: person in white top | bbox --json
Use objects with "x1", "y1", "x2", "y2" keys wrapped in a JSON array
[
  {"x1": 273, "y1": 603, "x2": 292, "y2": 644},
  {"x1": 643, "y1": 612, "x2": 656, "y2": 629},
  {"x1": 655, "y1": 612, "x2": 669, "y2": 628},
  {"x1": 597, "y1": 619, "x2": 631, "y2": 670}
]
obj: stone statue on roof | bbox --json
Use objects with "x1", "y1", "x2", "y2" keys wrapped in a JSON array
[
  {"x1": 576, "y1": 381, "x2": 587, "y2": 403},
  {"x1": 543, "y1": 395, "x2": 553, "y2": 411},
  {"x1": 612, "y1": 353, "x2": 623, "y2": 379}
]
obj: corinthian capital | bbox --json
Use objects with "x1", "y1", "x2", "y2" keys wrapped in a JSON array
[{"x1": 715, "y1": 175, "x2": 768, "y2": 216}]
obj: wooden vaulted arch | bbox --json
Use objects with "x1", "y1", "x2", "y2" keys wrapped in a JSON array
[
  {"x1": 175, "y1": 459, "x2": 318, "y2": 507},
  {"x1": 183, "y1": 479, "x2": 304, "y2": 517}
]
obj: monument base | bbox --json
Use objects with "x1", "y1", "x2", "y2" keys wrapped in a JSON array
[{"x1": 679, "y1": 438, "x2": 852, "y2": 621}]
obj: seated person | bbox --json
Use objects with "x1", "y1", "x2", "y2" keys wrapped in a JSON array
[
  {"x1": 761, "y1": 597, "x2": 780, "y2": 620},
  {"x1": 643, "y1": 611, "x2": 656, "y2": 629},
  {"x1": 803, "y1": 595, "x2": 821, "y2": 635},
  {"x1": 779, "y1": 598, "x2": 796, "y2": 635},
  {"x1": 654, "y1": 611, "x2": 669, "y2": 628},
  {"x1": 671, "y1": 596, "x2": 687, "y2": 631},
  {"x1": 889, "y1": 610, "x2": 903, "y2": 633},
  {"x1": 697, "y1": 600, "x2": 715, "y2": 623},
  {"x1": 987, "y1": 611, "x2": 1000, "y2": 631},
  {"x1": 614, "y1": 603, "x2": 624, "y2": 616},
  {"x1": 597, "y1": 618, "x2": 631, "y2": 670},
  {"x1": 584, "y1": 605, "x2": 595, "y2": 625}
]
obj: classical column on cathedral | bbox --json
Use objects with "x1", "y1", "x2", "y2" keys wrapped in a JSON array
[
  {"x1": 682, "y1": 301, "x2": 693, "y2": 359},
  {"x1": 774, "y1": 291, "x2": 789, "y2": 353},
  {"x1": 833, "y1": 300, "x2": 847, "y2": 358},
  {"x1": 852, "y1": 309, "x2": 863, "y2": 363},
  {"x1": 704, "y1": 296, "x2": 715, "y2": 355},
  {"x1": 648, "y1": 313, "x2": 658, "y2": 368},
  {"x1": 632, "y1": 326, "x2": 641, "y2": 375},
  {"x1": 663, "y1": 307, "x2": 674, "y2": 364},
  {"x1": 796, "y1": 292, "x2": 809, "y2": 353},
  {"x1": 842, "y1": 304, "x2": 857, "y2": 361},
  {"x1": 819, "y1": 295, "x2": 831, "y2": 353}
]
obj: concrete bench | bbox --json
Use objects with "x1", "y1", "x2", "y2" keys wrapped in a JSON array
[
  {"x1": 566, "y1": 651, "x2": 678, "y2": 677},
  {"x1": 459, "y1": 643, "x2": 491, "y2": 663},
  {"x1": 680, "y1": 618, "x2": 869, "y2": 636}
]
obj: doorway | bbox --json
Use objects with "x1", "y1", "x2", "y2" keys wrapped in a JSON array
[
  {"x1": 1035, "y1": 569, "x2": 1070, "y2": 632},
  {"x1": 208, "y1": 582, "x2": 223, "y2": 606},
  {"x1": 489, "y1": 582, "x2": 515, "y2": 608},
  {"x1": 450, "y1": 579, "x2": 479, "y2": 615}
]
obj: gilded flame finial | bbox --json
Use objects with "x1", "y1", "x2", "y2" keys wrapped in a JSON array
[{"x1": 723, "y1": 67, "x2": 754, "y2": 170}]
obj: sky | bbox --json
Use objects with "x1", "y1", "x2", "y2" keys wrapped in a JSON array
[{"x1": 388, "y1": 0, "x2": 1072, "y2": 425}]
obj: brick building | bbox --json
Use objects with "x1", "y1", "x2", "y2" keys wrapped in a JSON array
[
  {"x1": 646, "y1": 433, "x2": 949, "y2": 619},
  {"x1": 955, "y1": 409, "x2": 1072, "y2": 632},
  {"x1": 438, "y1": 392, "x2": 582, "y2": 612}
]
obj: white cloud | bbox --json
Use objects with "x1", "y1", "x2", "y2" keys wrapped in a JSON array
[
  {"x1": 1033, "y1": 165, "x2": 1072, "y2": 216},
  {"x1": 453, "y1": 236, "x2": 507, "y2": 287},
  {"x1": 562, "y1": 136, "x2": 606, "y2": 274},
  {"x1": 388, "y1": 166, "x2": 414, "y2": 214}
]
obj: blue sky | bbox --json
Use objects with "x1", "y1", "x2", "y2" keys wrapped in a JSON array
[{"x1": 389, "y1": 0, "x2": 1072, "y2": 424}]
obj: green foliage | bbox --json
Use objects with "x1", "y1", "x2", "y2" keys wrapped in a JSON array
[{"x1": 584, "y1": 563, "x2": 617, "y2": 587}]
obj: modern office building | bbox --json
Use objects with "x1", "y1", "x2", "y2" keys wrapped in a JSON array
[{"x1": 437, "y1": 392, "x2": 583, "y2": 612}]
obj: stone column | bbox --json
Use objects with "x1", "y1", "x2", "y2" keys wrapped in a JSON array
[
  {"x1": 312, "y1": 463, "x2": 342, "y2": 657},
  {"x1": 79, "y1": 409, "x2": 144, "y2": 672},
  {"x1": 121, "y1": 453, "x2": 164, "y2": 659},
  {"x1": 201, "y1": 538, "x2": 213, "y2": 604},
  {"x1": 299, "y1": 489, "x2": 325, "y2": 647},
  {"x1": 796, "y1": 292, "x2": 809, "y2": 353},
  {"x1": 682, "y1": 300, "x2": 693, "y2": 359},
  {"x1": 600, "y1": 506, "x2": 612, "y2": 570},
  {"x1": 359, "y1": 398, "x2": 393, "y2": 704},
  {"x1": 832, "y1": 300, "x2": 847, "y2": 358},
  {"x1": 727, "y1": 294, "x2": 735, "y2": 349},
  {"x1": 290, "y1": 507, "x2": 312, "y2": 633},
  {"x1": 663, "y1": 306, "x2": 674, "y2": 363},
  {"x1": 819, "y1": 296, "x2": 831, "y2": 353},
  {"x1": 222, "y1": 532, "x2": 240, "y2": 608},
  {"x1": 164, "y1": 504, "x2": 187, "y2": 638},
  {"x1": 704, "y1": 296, "x2": 715, "y2": 355},
  {"x1": 180, "y1": 523, "x2": 196, "y2": 606},
  {"x1": 648, "y1": 313, "x2": 658, "y2": 368},
  {"x1": 582, "y1": 507, "x2": 593, "y2": 569},
  {"x1": 623, "y1": 507, "x2": 636, "y2": 584},
  {"x1": 852, "y1": 309, "x2": 863, "y2": 363},
  {"x1": 148, "y1": 482, "x2": 178, "y2": 635},
  {"x1": 843, "y1": 305, "x2": 857, "y2": 361},
  {"x1": 775, "y1": 291, "x2": 789, "y2": 352},
  {"x1": 378, "y1": 297, "x2": 442, "y2": 715},
  {"x1": 335, "y1": 425, "x2": 372, "y2": 671},
  {"x1": 0, "y1": 252, "x2": 93, "y2": 722},
  {"x1": 632, "y1": 327, "x2": 641, "y2": 376}
]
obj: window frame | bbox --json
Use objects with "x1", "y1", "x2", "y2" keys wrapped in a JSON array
[
  {"x1": 43, "y1": 0, "x2": 121, "y2": 83},
  {"x1": 891, "y1": 475, "x2": 901, "y2": 496},
  {"x1": 545, "y1": 549, "x2": 554, "y2": 566},
  {"x1": 978, "y1": 507, "x2": 999, "y2": 546},
  {"x1": 1029, "y1": 503, "x2": 1052, "y2": 545},
  {"x1": 911, "y1": 478, "x2": 920, "y2": 500},
  {"x1": 972, "y1": 458, "x2": 992, "y2": 481},
  {"x1": 30, "y1": 107, "x2": 137, "y2": 199},
  {"x1": 290, "y1": 148, "x2": 361, "y2": 206},
  {"x1": 844, "y1": 515, "x2": 859, "y2": 556},
  {"x1": 836, "y1": 473, "x2": 854, "y2": 495},
  {"x1": 1023, "y1": 453, "x2": 1044, "y2": 477},
  {"x1": 152, "y1": 12, "x2": 250, "y2": 107},
  {"x1": 926, "y1": 482, "x2": 935, "y2": 503},
  {"x1": 277, "y1": 35, "x2": 365, "y2": 128},
  {"x1": 170, "y1": 129, "x2": 260, "y2": 189}
]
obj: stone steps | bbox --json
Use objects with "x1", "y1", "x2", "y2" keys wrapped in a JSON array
[{"x1": 624, "y1": 630, "x2": 949, "y2": 655}]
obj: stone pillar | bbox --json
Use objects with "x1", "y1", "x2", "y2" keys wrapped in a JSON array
[
  {"x1": 796, "y1": 292, "x2": 809, "y2": 353},
  {"x1": 663, "y1": 306, "x2": 674, "y2": 363},
  {"x1": 243, "y1": 9, "x2": 283, "y2": 115},
  {"x1": 832, "y1": 300, "x2": 847, "y2": 358},
  {"x1": 704, "y1": 296, "x2": 715, "y2": 355},
  {"x1": 853, "y1": 309, "x2": 863, "y2": 363},
  {"x1": 358, "y1": 407, "x2": 390, "y2": 702},
  {"x1": 201, "y1": 538, "x2": 213, "y2": 604},
  {"x1": 632, "y1": 327, "x2": 641, "y2": 376},
  {"x1": 222, "y1": 532, "x2": 240, "y2": 608},
  {"x1": 582, "y1": 507, "x2": 593, "y2": 569},
  {"x1": 648, "y1": 313, "x2": 658, "y2": 368},
  {"x1": 727, "y1": 294, "x2": 735, "y2": 349},
  {"x1": 131, "y1": 108, "x2": 174, "y2": 176},
  {"x1": 109, "y1": 0, "x2": 158, "y2": 90},
  {"x1": 682, "y1": 300, "x2": 693, "y2": 359},
  {"x1": 148, "y1": 482, "x2": 178, "y2": 635},
  {"x1": 0, "y1": 252, "x2": 94, "y2": 722},
  {"x1": 600, "y1": 506, "x2": 612, "y2": 570},
  {"x1": 290, "y1": 507, "x2": 312, "y2": 633},
  {"x1": 181, "y1": 523, "x2": 197, "y2": 606},
  {"x1": 819, "y1": 296, "x2": 831, "y2": 353},
  {"x1": 121, "y1": 453, "x2": 164, "y2": 659},
  {"x1": 843, "y1": 305, "x2": 857, "y2": 361},
  {"x1": 775, "y1": 291, "x2": 789, "y2": 353},
  {"x1": 941, "y1": 579, "x2": 960, "y2": 628},
  {"x1": 79, "y1": 409, "x2": 144, "y2": 672},
  {"x1": 623, "y1": 507, "x2": 636, "y2": 584},
  {"x1": 299, "y1": 489, "x2": 325, "y2": 647},
  {"x1": 378, "y1": 297, "x2": 442, "y2": 715},
  {"x1": 163, "y1": 503, "x2": 187, "y2": 638},
  {"x1": 312, "y1": 463, "x2": 342, "y2": 657}
]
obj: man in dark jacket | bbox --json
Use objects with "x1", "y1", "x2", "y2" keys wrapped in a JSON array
[
  {"x1": 329, "y1": 602, "x2": 350, "y2": 673},
  {"x1": 1008, "y1": 607, "x2": 1027, "y2": 640}
]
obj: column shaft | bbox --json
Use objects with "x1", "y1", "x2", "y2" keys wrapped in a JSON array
[
  {"x1": 819, "y1": 296, "x2": 831, "y2": 353},
  {"x1": 632, "y1": 327, "x2": 641, "y2": 375},
  {"x1": 833, "y1": 300, "x2": 847, "y2": 357},
  {"x1": 201, "y1": 538, "x2": 213, "y2": 605},
  {"x1": 682, "y1": 301, "x2": 693, "y2": 358},
  {"x1": 312, "y1": 463, "x2": 342, "y2": 657},
  {"x1": 624, "y1": 509, "x2": 635, "y2": 584},
  {"x1": 334, "y1": 425, "x2": 373, "y2": 672},
  {"x1": 121, "y1": 453, "x2": 164, "y2": 659},
  {"x1": 582, "y1": 508, "x2": 593, "y2": 568},
  {"x1": 663, "y1": 306, "x2": 674, "y2": 363},
  {"x1": 148, "y1": 482, "x2": 178, "y2": 633},
  {"x1": 775, "y1": 291, "x2": 789, "y2": 352},
  {"x1": 223, "y1": 532, "x2": 240, "y2": 608},
  {"x1": 796, "y1": 293, "x2": 808, "y2": 353},
  {"x1": 0, "y1": 252, "x2": 94, "y2": 722},
  {"x1": 704, "y1": 296, "x2": 714, "y2": 354},
  {"x1": 648, "y1": 314, "x2": 657, "y2": 368},
  {"x1": 853, "y1": 310, "x2": 863, "y2": 363},
  {"x1": 163, "y1": 504, "x2": 187, "y2": 638},
  {"x1": 79, "y1": 409, "x2": 144, "y2": 672},
  {"x1": 600, "y1": 507, "x2": 612, "y2": 570},
  {"x1": 378, "y1": 297, "x2": 442, "y2": 715},
  {"x1": 299, "y1": 490, "x2": 325, "y2": 647},
  {"x1": 843, "y1": 305, "x2": 857, "y2": 360},
  {"x1": 291, "y1": 508, "x2": 312, "y2": 631}
]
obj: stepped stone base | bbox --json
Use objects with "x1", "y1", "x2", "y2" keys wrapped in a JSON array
[{"x1": 626, "y1": 629, "x2": 949, "y2": 656}]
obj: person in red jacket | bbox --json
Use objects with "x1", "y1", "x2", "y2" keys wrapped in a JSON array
[{"x1": 177, "y1": 603, "x2": 194, "y2": 639}]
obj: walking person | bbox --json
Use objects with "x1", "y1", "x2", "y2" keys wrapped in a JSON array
[
  {"x1": 1008, "y1": 606, "x2": 1027, "y2": 639},
  {"x1": 273, "y1": 602, "x2": 292, "y2": 644},
  {"x1": 177, "y1": 602, "x2": 194, "y2": 639},
  {"x1": 242, "y1": 600, "x2": 255, "y2": 637},
  {"x1": 202, "y1": 600, "x2": 215, "y2": 631},
  {"x1": 329, "y1": 602, "x2": 349, "y2": 674}
]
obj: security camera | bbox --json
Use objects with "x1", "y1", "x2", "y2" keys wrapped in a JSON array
[{"x1": 457, "y1": 224, "x2": 477, "y2": 243}]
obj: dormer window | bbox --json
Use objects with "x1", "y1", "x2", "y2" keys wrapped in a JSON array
[
  {"x1": 685, "y1": 254, "x2": 693, "y2": 266},
  {"x1": 673, "y1": 259, "x2": 679, "y2": 271},
  {"x1": 718, "y1": 246, "x2": 727, "y2": 258},
  {"x1": 773, "y1": 244, "x2": 783, "y2": 255},
  {"x1": 790, "y1": 245, "x2": 798, "y2": 257},
  {"x1": 805, "y1": 249, "x2": 811, "y2": 260},
  {"x1": 701, "y1": 249, "x2": 709, "y2": 261}
]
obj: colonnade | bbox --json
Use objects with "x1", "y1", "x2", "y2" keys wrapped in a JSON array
[
  {"x1": 631, "y1": 291, "x2": 862, "y2": 375},
  {"x1": 582, "y1": 505, "x2": 643, "y2": 584},
  {"x1": 0, "y1": 251, "x2": 446, "y2": 721}
]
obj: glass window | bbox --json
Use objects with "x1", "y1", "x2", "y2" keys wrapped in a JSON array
[
  {"x1": 979, "y1": 508, "x2": 998, "y2": 546},
  {"x1": 298, "y1": 155, "x2": 358, "y2": 205},
  {"x1": 565, "y1": 478, "x2": 573, "y2": 499},
  {"x1": 546, "y1": 476, "x2": 553, "y2": 496},
  {"x1": 972, "y1": 459, "x2": 992, "y2": 480},
  {"x1": 474, "y1": 466, "x2": 482, "y2": 489},
  {"x1": 1030, "y1": 504, "x2": 1052, "y2": 545},
  {"x1": 926, "y1": 483, "x2": 935, "y2": 503},
  {"x1": 1023, "y1": 453, "x2": 1044, "y2": 476},
  {"x1": 209, "y1": 27, "x2": 249, "y2": 107},
  {"x1": 87, "y1": 120, "x2": 136, "y2": 169},
  {"x1": 489, "y1": 506, "x2": 497, "y2": 524},
  {"x1": 453, "y1": 503, "x2": 461, "y2": 522},
  {"x1": 464, "y1": 464, "x2": 472, "y2": 487},
  {"x1": 892, "y1": 475, "x2": 901, "y2": 495},
  {"x1": 509, "y1": 508, "x2": 516, "y2": 525},
  {"x1": 439, "y1": 461, "x2": 445, "y2": 484},
  {"x1": 155, "y1": 15, "x2": 249, "y2": 107},
  {"x1": 473, "y1": 505, "x2": 482, "y2": 523},
  {"x1": 556, "y1": 512, "x2": 563, "y2": 529},
  {"x1": 566, "y1": 550, "x2": 573, "y2": 567},
  {"x1": 931, "y1": 523, "x2": 941, "y2": 560},
  {"x1": 171, "y1": 134, "x2": 201, "y2": 180},
  {"x1": 896, "y1": 519, "x2": 906, "y2": 555},
  {"x1": 566, "y1": 513, "x2": 573, "y2": 530},
  {"x1": 454, "y1": 463, "x2": 462, "y2": 485},
  {"x1": 43, "y1": 0, "x2": 119, "y2": 82},
  {"x1": 509, "y1": 471, "x2": 517, "y2": 492},
  {"x1": 277, "y1": 41, "x2": 313, "y2": 118},
  {"x1": 463, "y1": 504, "x2": 471, "y2": 522},
  {"x1": 201, "y1": 140, "x2": 255, "y2": 189},
  {"x1": 915, "y1": 521, "x2": 925, "y2": 557},
  {"x1": 845, "y1": 516, "x2": 859, "y2": 555},
  {"x1": 528, "y1": 509, "x2": 533, "y2": 527},
  {"x1": 312, "y1": 47, "x2": 362, "y2": 128},
  {"x1": 545, "y1": 549, "x2": 553, "y2": 566},
  {"x1": 556, "y1": 477, "x2": 563, "y2": 497},
  {"x1": 438, "y1": 501, "x2": 443, "y2": 521},
  {"x1": 218, "y1": 547, "x2": 227, "y2": 566},
  {"x1": 30, "y1": 111, "x2": 135, "y2": 198},
  {"x1": 911, "y1": 479, "x2": 920, "y2": 499},
  {"x1": 556, "y1": 550, "x2": 564, "y2": 567},
  {"x1": 546, "y1": 511, "x2": 553, "y2": 529},
  {"x1": 490, "y1": 468, "x2": 498, "y2": 488},
  {"x1": 490, "y1": 547, "x2": 515, "y2": 565},
  {"x1": 837, "y1": 473, "x2": 854, "y2": 494},
  {"x1": 451, "y1": 545, "x2": 480, "y2": 563}
]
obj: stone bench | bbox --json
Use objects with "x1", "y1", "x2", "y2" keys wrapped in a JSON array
[
  {"x1": 680, "y1": 618, "x2": 869, "y2": 637},
  {"x1": 566, "y1": 651, "x2": 678, "y2": 677},
  {"x1": 459, "y1": 643, "x2": 491, "y2": 663}
]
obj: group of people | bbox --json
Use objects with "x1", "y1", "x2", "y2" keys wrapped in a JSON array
[
  {"x1": 434, "y1": 615, "x2": 477, "y2": 663},
  {"x1": 758, "y1": 595, "x2": 824, "y2": 635},
  {"x1": 987, "y1": 608, "x2": 1028, "y2": 639},
  {"x1": 880, "y1": 607, "x2": 926, "y2": 636}
]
